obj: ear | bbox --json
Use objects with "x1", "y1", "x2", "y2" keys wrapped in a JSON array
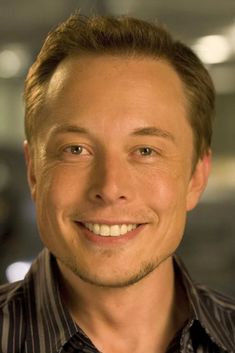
[
  {"x1": 186, "y1": 151, "x2": 212, "y2": 211},
  {"x1": 23, "y1": 140, "x2": 37, "y2": 201}
]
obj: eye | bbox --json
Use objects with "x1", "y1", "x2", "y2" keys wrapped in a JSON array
[
  {"x1": 136, "y1": 147, "x2": 157, "y2": 157},
  {"x1": 63, "y1": 145, "x2": 90, "y2": 155}
]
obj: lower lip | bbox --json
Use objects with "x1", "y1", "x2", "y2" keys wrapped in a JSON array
[{"x1": 75, "y1": 222, "x2": 145, "y2": 246}]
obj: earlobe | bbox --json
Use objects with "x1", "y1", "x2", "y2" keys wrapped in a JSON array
[
  {"x1": 186, "y1": 151, "x2": 212, "y2": 211},
  {"x1": 23, "y1": 140, "x2": 37, "y2": 201}
]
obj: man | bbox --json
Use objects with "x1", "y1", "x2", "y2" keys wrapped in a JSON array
[{"x1": 0, "y1": 12, "x2": 234, "y2": 353}]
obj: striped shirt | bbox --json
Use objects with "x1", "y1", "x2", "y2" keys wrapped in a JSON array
[{"x1": 0, "y1": 248, "x2": 234, "y2": 353}]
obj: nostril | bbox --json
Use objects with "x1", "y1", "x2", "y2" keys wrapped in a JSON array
[
  {"x1": 87, "y1": 175, "x2": 132, "y2": 203},
  {"x1": 95, "y1": 193, "x2": 103, "y2": 200},
  {"x1": 90, "y1": 191, "x2": 127, "y2": 204}
]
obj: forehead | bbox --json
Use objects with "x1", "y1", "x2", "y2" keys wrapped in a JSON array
[
  {"x1": 40, "y1": 54, "x2": 192, "y2": 146},
  {"x1": 48, "y1": 54, "x2": 186, "y2": 96},
  {"x1": 45, "y1": 54, "x2": 188, "y2": 116}
]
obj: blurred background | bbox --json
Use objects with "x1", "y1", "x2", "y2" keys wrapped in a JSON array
[{"x1": 0, "y1": 0, "x2": 234, "y2": 294}]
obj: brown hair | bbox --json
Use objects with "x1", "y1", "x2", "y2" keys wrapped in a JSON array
[{"x1": 24, "y1": 12, "x2": 215, "y2": 162}]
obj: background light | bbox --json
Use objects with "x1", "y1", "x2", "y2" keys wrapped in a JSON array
[
  {"x1": 0, "y1": 44, "x2": 31, "y2": 78},
  {"x1": 192, "y1": 35, "x2": 231, "y2": 64},
  {"x1": 6, "y1": 261, "x2": 31, "y2": 282},
  {"x1": 0, "y1": 50, "x2": 21, "y2": 78}
]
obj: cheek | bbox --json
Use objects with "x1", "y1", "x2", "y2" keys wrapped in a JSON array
[
  {"x1": 35, "y1": 165, "x2": 85, "y2": 247},
  {"x1": 35, "y1": 164, "x2": 86, "y2": 221},
  {"x1": 139, "y1": 168, "x2": 188, "y2": 212}
]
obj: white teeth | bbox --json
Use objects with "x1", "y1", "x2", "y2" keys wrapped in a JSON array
[
  {"x1": 110, "y1": 225, "x2": 120, "y2": 236},
  {"x1": 93, "y1": 224, "x2": 100, "y2": 235},
  {"x1": 100, "y1": 225, "x2": 110, "y2": 236},
  {"x1": 127, "y1": 224, "x2": 133, "y2": 232},
  {"x1": 120, "y1": 224, "x2": 128, "y2": 235},
  {"x1": 84, "y1": 223, "x2": 138, "y2": 237}
]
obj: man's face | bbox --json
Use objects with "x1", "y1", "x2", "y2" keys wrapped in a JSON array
[{"x1": 25, "y1": 55, "x2": 210, "y2": 287}]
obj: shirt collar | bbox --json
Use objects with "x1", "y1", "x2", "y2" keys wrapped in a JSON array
[
  {"x1": 24, "y1": 248, "x2": 82, "y2": 352},
  {"x1": 174, "y1": 255, "x2": 235, "y2": 353}
]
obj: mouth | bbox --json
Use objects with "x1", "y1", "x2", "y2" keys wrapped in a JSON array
[{"x1": 82, "y1": 222, "x2": 139, "y2": 237}]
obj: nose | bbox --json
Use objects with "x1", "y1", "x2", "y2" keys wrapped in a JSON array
[{"x1": 87, "y1": 154, "x2": 134, "y2": 205}]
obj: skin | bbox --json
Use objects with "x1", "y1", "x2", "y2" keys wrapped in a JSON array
[{"x1": 24, "y1": 55, "x2": 211, "y2": 352}]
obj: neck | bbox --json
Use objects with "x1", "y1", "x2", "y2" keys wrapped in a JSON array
[{"x1": 58, "y1": 256, "x2": 189, "y2": 353}]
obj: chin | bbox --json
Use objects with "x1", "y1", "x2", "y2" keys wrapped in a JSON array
[{"x1": 59, "y1": 254, "x2": 163, "y2": 289}]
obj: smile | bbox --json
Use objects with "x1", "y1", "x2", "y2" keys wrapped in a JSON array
[{"x1": 83, "y1": 223, "x2": 138, "y2": 237}]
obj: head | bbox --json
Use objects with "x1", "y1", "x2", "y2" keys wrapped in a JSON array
[{"x1": 24, "y1": 13, "x2": 215, "y2": 288}]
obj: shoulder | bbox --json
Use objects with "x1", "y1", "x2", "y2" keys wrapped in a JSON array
[
  {"x1": 174, "y1": 256, "x2": 235, "y2": 351},
  {"x1": 0, "y1": 281, "x2": 24, "y2": 305},
  {"x1": 0, "y1": 281, "x2": 28, "y2": 351},
  {"x1": 196, "y1": 284, "x2": 235, "y2": 314},
  {"x1": 175, "y1": 255, "x2": 235, "y2": 320},
  {"x1": 194, "y1": 284, "x2": 235, "y2": 352}
]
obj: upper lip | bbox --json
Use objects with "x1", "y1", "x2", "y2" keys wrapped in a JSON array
[{"x1": 76, "y1": 220, "x2": 144, "y2": 225}]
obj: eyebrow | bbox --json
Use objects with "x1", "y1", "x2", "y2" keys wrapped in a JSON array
[
  {"x1": 50, "y1": 124, "x2": 89, "y2": 137},
  {"x1": 130, "y1": 126, "x2": 175, "y2": 142},
  {"x1": 50, "y1": 124, "x2": 175, "y2": 142}
]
